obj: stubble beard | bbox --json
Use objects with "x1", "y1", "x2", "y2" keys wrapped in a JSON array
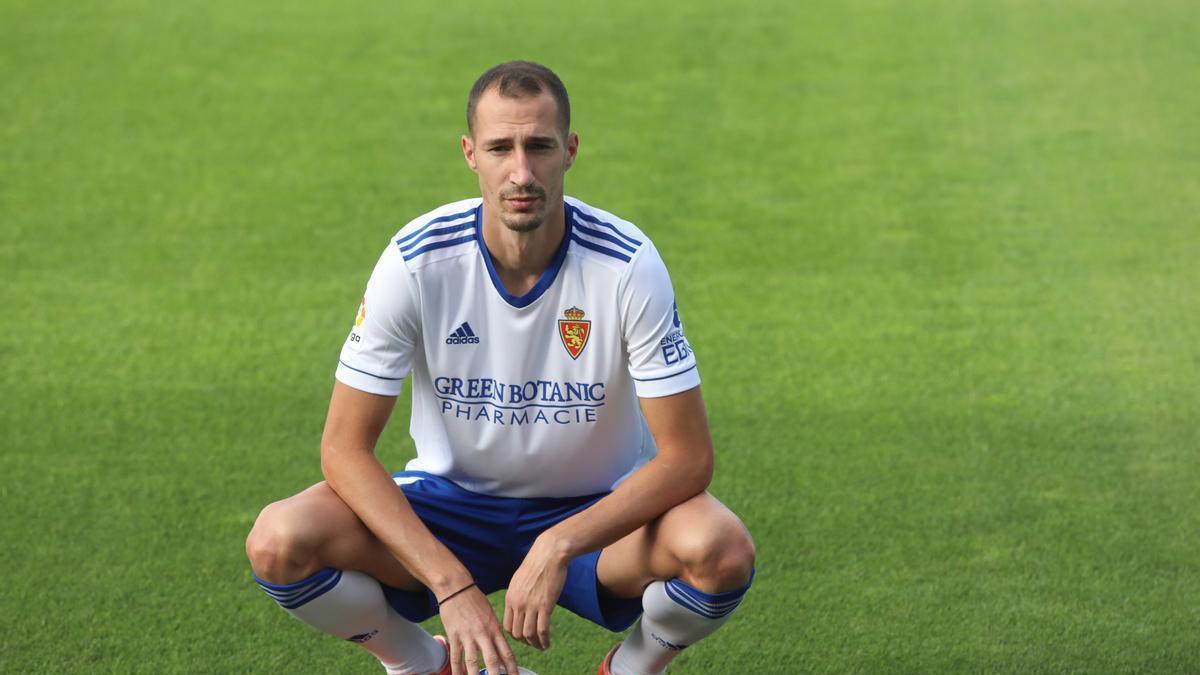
[
  {"x1": 498, "y1": 186, "x2": 549, "y2": 233},
  {"x1": 500, "y1": 212, "x2": 545, "y2": 233}
]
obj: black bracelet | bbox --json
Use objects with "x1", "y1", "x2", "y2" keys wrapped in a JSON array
[{"x1": 437, "y1": 582, "x2": 476, "y2": 605}]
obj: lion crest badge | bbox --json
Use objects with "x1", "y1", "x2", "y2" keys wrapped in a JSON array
[{"x1": 558, "y1": 307, "x2": 591, "y2": 360}]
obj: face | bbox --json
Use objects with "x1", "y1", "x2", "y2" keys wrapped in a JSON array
[{"x1": 462, "y1": 87, "x2": 578, "y2": 233}]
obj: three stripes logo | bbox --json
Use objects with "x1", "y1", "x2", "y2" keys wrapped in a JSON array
[{"x1": 445, "y1": 321, "x2": 480, "y2": 345}]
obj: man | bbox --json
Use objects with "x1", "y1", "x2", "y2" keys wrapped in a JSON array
[{"x1": 246, "y1": 61, "x2": 755, "y2": 675}]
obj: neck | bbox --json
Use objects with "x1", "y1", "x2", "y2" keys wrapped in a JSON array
[{"x1": 480, "y1": 200, "x2": 566, "y2": 296}]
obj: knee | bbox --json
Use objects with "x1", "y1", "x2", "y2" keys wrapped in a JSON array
[
  {"x1": 674, "y1": 515, "x2": 756, "y2": 593},
  {"x1": 245, "y1": 500, "x2": 320, "y2": 584}
]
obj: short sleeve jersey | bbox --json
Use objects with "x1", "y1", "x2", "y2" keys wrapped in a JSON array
[{"x1": 335, "y1": 196, "x2": 699, "y2": 498}]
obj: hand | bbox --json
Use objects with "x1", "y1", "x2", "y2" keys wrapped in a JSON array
[
  {"x1": 438, "y1": 584, "x2": 519, "y2": 675},
  {"x1": 504, "y1": 535, "x2": 570, "y2": 651}
]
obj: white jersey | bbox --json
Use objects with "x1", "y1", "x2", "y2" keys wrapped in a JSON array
[{"x1": 335, "y1": 196, "x2": 700, "y2": 498}]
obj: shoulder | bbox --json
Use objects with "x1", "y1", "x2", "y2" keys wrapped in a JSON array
[
  {"x1": 566, "y1": 194, "x2": 681, "y2": 299},
  {"x1": 565, "y1": 196, "x2": 659, "y2": 277},
  {"x1": 391, "y1": 198, "x2": 482, "y2": 269}
]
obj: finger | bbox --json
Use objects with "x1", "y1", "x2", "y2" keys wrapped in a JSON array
[
  {"x1": 536, "y1": 607, "x2": 551, "y2": 651},
  {"x1": 502, "y1": 600, "x2": 513, "y2": 636},
  {"x1": 448, "y1": 636, "x2": 463, "y2": 675},
  {"x1": 464, "y1": 651, "x2": 480, "y2": 675},
  {"x1": 478, "y1": 638, "x2": 503, "y2": 675},
  {"x1": 523, "y1": 607, "x2": 540, "y2": 650},
  {"x1": 508, "y1": 605, "x2": 523, "y2": 638},
  {"x1": 497, "y1": 635, "x2": 520, "y2": 675},
  {"x1": 507, "y1": 606, "x2": 523, "y2": 643}
]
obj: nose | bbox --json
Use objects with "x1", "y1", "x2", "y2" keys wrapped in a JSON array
[{"x1": 509, "y1": 149, "x2": 534, "y2": 187}]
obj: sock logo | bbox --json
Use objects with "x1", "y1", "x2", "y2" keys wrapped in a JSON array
[
  {"x1": 650, "y1": 632, "x2": 688, "y2": 651},
  {"x1": 346, "y1": 629, "x2": 379, "y2": 643}
]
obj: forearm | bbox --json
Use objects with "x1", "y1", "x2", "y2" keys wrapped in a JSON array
[
  {"x1": 540, "y1": 451, "x2": 711, "y2": 561},
  {"x1": 321, "y1": 445, "x2": 473, "y2": 596}
]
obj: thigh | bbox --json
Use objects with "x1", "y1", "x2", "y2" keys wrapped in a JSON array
[
  {"x1": 256, "y1": 480, "x2": 423, "y2": 591},
  {"x1": 594, "y1": 491, "x2": 751, "y2": 598}
]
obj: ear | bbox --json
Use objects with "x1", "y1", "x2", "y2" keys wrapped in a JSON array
[
  {"x1": 564, "y1": 132, "x2": 579, "y2": 171},
  {"x1": 461, "y1": 134, "x2": 478, "y2": 171}
]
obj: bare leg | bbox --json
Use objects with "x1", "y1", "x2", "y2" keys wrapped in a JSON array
[
  {"x1": 596, "y1": 492, "x2": 755, "y2": 675},
  {"x1": 245, "y1": 481, "x2": 422, "y2": 589},
  {"x1": 597, "y1": 491, "x2": 755, "y2": 597},
  {"x1": 245, "y1": 482, "x2": 445, "y2": 674}
]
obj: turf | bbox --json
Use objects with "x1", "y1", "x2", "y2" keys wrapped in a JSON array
[{"x1": 2, "y1": 0, "x2": 1198, "y2": 672}]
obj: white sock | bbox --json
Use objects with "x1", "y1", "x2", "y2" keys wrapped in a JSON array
[
  {"x1": 610, "y1": 575, "x2": 753, "y2": 675},
  {"x1": 256, "y1": 568, "x2": 446, "y2": 675}
]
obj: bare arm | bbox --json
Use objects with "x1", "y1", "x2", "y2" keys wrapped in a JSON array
[
  {"x1": 541, "y1": 385, "x2": 713, "y2": 557},
  {"x1": 504, "y1": 385, "x2": 713, "y2": 649},
  {"x1": 320, "y1": 381, "x2": 473, "y2": 594},
  {"x1": 320, "y1": 380, "x2": 518, "y2": 675}
]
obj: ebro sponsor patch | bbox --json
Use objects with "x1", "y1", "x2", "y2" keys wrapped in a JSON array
[
  {"x1": 660, "y1": 330, "x2": 693, "y2": 365},
  {"x1": 660, "y1": 299, "x2": 692, "y2": 365}
]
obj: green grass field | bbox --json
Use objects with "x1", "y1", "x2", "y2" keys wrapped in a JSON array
[{"x1": 3, "y1": 0, "x2": 1199, "y2": 672}]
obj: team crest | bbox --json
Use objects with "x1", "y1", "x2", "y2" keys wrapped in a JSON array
[{"x1": 558, "y1": 307, "x2": 591, "y2": 360}]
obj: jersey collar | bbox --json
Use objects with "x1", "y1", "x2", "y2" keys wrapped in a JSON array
[{"x1": 475, "y1": 202, "x2": 571, "y2": 309}]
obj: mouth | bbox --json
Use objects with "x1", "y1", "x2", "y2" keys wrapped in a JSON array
[{"x1": 505, "y1": 195, "x2": 541, "y2": 211}]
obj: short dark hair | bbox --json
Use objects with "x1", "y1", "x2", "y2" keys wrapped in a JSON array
[{"x1": 466, "y1": 61, "x2": 570, "y2": 137}]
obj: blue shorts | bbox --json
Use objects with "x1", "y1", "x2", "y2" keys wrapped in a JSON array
[{"x1": 380, "y1": 471, "x2": 644, "y2": 632}]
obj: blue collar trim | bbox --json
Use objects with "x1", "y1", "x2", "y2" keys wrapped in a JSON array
[{"x1": 475, "y1": 202, "x2": 571, "y2": 309}]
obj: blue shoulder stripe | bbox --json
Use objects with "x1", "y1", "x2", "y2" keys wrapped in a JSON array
[
  {"x1": 573, "y1": 220, "x2": 638, "y2": 254},
  {"x1": 398, "y1": 221, "x2": 474, "y2": 253},
  {"x1": 402, "y1": 233, "x2": 476, "y2": 261},
  {"x1": 396, "y1": 206, "x2": 478, "y2": 246},
  {"x1": 570, "y1": 207, "x2": 642, "y2": 247},
  {"x1": 570, "y1": 232, "x2": 631, "y2": 262}
]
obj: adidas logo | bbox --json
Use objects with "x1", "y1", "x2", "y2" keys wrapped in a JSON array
[
  {"x1": 445, "y1": 321, "x2": 480, "y2": 345},
  {"x1": 651, "y1": 632, "x2": 688, "y2": 651},
  {"x1": 347, "y1": 629, "x2": 378, "y2": 643}
]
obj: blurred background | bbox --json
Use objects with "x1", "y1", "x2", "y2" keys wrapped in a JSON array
[{"x1": 2, "y1": 0, "x2": 1197, "y2": 672}]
